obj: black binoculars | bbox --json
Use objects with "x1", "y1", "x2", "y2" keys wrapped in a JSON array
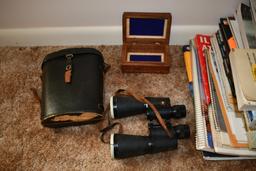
[
  {"x1": 110, "y1": 95, "x2": 187, "y2": 120},
  {"x1": 109, "y1": 95, "x2": 190, "y2": 159}
]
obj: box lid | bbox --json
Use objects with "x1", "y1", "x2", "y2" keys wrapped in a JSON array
[{"x1": 123, "y1": 12, "x2": 172, "y2": 44}]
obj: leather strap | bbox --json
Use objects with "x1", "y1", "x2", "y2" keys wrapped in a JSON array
[
  {"x1": 116, "y1": 89, "x2": 172, "y2": 137},
  {"x1": 100, "y1": 103, "x2": 122, "y2": 143},
  {"x1": 100, "y1": 89, "x2": 172, "y2": 144}
]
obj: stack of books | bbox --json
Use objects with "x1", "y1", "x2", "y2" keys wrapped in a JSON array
[{"x1": 186, "y1": 0, "x2": 256, "y2": 160}]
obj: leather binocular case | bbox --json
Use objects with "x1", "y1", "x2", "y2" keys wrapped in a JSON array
[{"x1": 41, "y1": 48, "x2": 108, "y2": 127}]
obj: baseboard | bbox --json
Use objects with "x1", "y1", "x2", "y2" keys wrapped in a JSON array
[{"x1": 0, "y1": 25, "x2": 218, "y2": 46}]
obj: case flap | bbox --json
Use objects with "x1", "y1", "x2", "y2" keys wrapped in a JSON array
[
  {"x1": 123, "y1": 12, "x2": 172, "y2": 44},
  {"x1": 42, "y1": 48, "x2": 103, "y2": 68}
]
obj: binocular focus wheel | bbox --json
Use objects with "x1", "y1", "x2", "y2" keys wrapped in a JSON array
[
  {"x1": 110, "y1": 134, "x2": 115, "y2": 159},
  {"x1": 110, "y1": 96, "x2": 115, "y2": 119}
]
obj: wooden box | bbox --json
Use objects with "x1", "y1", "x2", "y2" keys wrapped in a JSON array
[{"x1": 121, "y1": 12, "x2": 172, "y2": 73}]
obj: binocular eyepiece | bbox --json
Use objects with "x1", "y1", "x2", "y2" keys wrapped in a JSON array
[
  {"x1": 110, "y1": 96, "x2": 186, "y2": 120},
  {"x1": 148, "y1": 121, "x2": 190, "y2": 139}
]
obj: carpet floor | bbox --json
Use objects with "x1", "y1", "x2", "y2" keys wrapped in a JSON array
[{"x1": 0, "y1": 45, "x2": 255, "y2": 171}]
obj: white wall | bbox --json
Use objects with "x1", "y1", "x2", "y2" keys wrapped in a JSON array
[
  {"x1": 0, "y1": 0, "x2": 244, "y2": 46},
  {"x1": 0, "y1": 0, "x2": 242, "y2": 28}
]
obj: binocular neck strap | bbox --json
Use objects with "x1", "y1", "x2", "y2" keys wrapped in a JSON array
[
  {"x1": 115, "y1": 89, "x2": 172, "y2": 137},
  {"x1": 100, "y1": 89, "x2": 173, "y2": 144},
  {"x1": 100, "y1": 102, "x2": 123, "y2": 144}
]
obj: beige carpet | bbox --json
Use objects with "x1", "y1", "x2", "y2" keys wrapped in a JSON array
[{"x1": 0, "y1": 45, "x2": 255, "y2": 170}]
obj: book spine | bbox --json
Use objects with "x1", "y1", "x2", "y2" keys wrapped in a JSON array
[
  {"x1": 219, "y1": 18, "x2": 237, "y2": 50},
  {"x1": 204, "y1": 49, "x2": 215, "y2": 148},
  {"x1": 194, "y1": 34, "x2": 211, "y2": 105},
  {"x1": 215, "y1": 30, "x2": 227, "y2": 59},
  {"x1": 211, "y1": 34, "x2": 236, "y2": 111},
  {"x1": 190, "y1": 40, "x2": 207, "y2": 150},
  {"x1": 205, "y1": 47, "x2": 220, "y2": 132},
  {"x1": 215, "y1": 31, "x2": 236, "y2": 98}
]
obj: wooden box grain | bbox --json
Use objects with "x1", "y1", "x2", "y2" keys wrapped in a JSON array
[{"x1": 121, "y1": 12, "x2": 172, "y2": 73}]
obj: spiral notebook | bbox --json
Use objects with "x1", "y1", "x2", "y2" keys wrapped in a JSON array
[{"x1": 191, "y1": 40, "x2": 214, "y2": 152}]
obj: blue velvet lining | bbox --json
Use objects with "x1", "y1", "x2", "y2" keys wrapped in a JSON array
[
  {"x1": 129, "y1": 18, "x2": 165, "y2": 36},
  {"x1": 129, "y1": 54, "x2": 162, "y2": 62}
]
